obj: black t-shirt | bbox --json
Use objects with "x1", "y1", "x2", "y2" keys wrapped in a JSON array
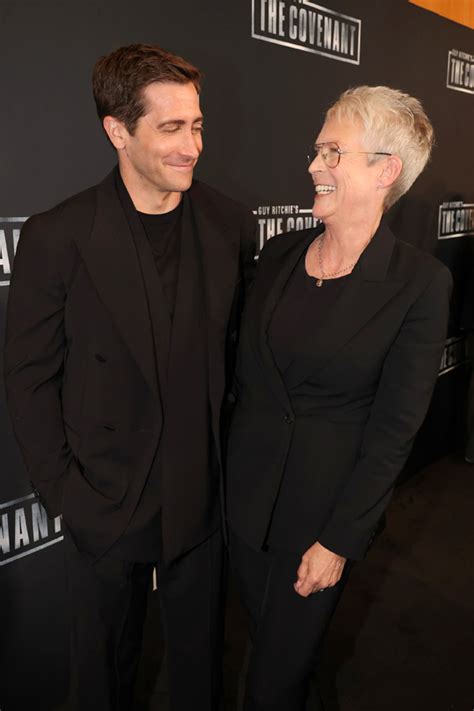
[
  {"x1": 138, "y1": 200, "x2": 183, "y2": 320},
  {"x1": 268, "y1": 249, "x2": 352, "y2": 377}
]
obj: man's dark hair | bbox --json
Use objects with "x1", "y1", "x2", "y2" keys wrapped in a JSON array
[{"x1": 92, "y1": 43, "x2": 203, "y2": 134}]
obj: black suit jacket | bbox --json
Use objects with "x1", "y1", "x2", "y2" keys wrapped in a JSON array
[
  {"x1": 4, "y1": 170, "x2": 255, "y2": 561},
  {"x1": 226, "y1": 220, "x2": 452, "y2": 560}
]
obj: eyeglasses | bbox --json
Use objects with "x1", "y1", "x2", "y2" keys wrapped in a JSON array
[{"x1": 307, "y1": 141, "x2": 391, "y2": 169}]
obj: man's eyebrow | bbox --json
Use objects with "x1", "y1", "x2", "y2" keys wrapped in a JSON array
[{"x1": 156, "y1": 117, "x2": 204, "y2": 129}]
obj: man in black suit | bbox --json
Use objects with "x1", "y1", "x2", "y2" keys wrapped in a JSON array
[{"x1": 4, "y1": 44, "x2": 255, "y2": 711}]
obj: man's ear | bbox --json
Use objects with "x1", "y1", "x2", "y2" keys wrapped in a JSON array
[
  {"x1": 378, "y1": 155, "x2": 403, "y2": 189},
  {"x1": 102, "y1": 116, "x2": 128, "y2": 151}
]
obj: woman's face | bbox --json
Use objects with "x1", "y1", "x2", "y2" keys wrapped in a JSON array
[{"x1": 308, "y1": 117, "x2": 385, "y2": 225}]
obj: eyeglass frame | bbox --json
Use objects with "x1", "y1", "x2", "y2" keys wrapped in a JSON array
[{"x1": 307, "y1": 141, "x2": 392, "y2": 168}]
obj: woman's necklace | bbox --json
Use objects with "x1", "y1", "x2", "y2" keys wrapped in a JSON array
[{"x1": 315, "y1": 233, "x2": 371, "y2": 287}]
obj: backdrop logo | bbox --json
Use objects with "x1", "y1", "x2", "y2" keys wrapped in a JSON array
[
  {"x1": 251, "y1": 0, "x2": 361, "y2": 65},
  {"x1": 254, "y1": 204, "x2": 321, "y2": 253},
  {"x1": 0, "y1": 494, "x2": 63, "y2": 566},
  {"x1": 439, "y1": 336, "x2": 468, "y2": 377},
  {"x1": 446, "y1": 49, "x2": 474, "y2": 95},
  {"x1": 438, "y1": 202, "x2": 474, "y2": 240},
  {"x1": 0, "y1": 217, "x2": 27, "y2": 286}
]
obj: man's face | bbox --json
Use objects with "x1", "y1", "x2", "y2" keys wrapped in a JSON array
[{"x1": 118, "y1": 81, "x2": 203, "y2": 196}]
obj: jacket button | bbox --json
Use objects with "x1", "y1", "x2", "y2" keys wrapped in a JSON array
[
  {"x1": 95, "y1": 353, "x2": 107, "y2": 363},
  {"x1": 284, "y1": 413, "x2": 294, "y2": 424},
  {"x1": 227, "y1": 393, "x2": 237, "y2": 404}
]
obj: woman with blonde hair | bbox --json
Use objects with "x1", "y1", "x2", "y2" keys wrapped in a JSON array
[{"x1": 226, "y1": 86, "x2": 452, "y2": 710}]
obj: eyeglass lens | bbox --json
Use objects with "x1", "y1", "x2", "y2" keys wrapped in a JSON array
[{"x1": 308, "y1": 143, "x2": 340, "y2": 168}]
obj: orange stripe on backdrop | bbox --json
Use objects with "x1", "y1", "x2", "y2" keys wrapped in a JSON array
[{"x1": 409, "y1": 0, "x2": 474, "y2": 29}]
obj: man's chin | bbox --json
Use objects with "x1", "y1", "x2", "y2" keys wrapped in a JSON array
[{"x1": 169, "y1": 174, "x2": 194, "y2": 193}]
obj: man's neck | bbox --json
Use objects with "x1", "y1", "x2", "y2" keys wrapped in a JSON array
[{"x1": 119, "y1": 165, "x2": 182, "y2": 215}]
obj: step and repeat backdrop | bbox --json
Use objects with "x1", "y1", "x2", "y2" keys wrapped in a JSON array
[{"x1": 0, "y1": 1, "x2": 472, "y2": 708}]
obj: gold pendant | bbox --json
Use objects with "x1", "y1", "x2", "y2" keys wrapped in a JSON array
[{"x1": 316, "y1": 278, "x2": 323, "y2": 287}]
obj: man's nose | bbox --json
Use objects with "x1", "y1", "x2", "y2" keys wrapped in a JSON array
[{"x1": 180, "y1": 130, "x2": 202, "y2": 159}]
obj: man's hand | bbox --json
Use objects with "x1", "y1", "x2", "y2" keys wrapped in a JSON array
[{"x1": 294, "y1": 541, "x2": 346, "y2": 598}]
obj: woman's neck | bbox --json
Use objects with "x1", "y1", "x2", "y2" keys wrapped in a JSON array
[{"x1": 322, "y1": 210, "x2": 383, "y2": 268}]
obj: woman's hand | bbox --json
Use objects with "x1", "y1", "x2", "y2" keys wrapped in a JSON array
[{"x1": 294, "y1": 541, "x2": 346, "y2": 598}]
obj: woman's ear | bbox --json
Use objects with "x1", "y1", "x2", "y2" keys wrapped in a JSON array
[{"x1": 378, "y1": 155, "x2": 403, "y2": 189}]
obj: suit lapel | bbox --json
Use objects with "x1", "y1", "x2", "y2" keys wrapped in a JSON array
[
  {"x1": 188, "y1": 183, "x2": 239, "y2": 332},
  {"x1": 188, "y1": 183, "x2": 240, "y2": 432},
  {"x1": 255, "y1": 229, "x2": 319, "y2": 413},
  {"x1": 75, "y1": 171, "x2": 159, "y2": 397},
  {"x1": 255, "y1": 220, "x2": 403, "y2": 406},
  {"x1": 297, "y1": 220, "x2": 403, "y2": 377}
]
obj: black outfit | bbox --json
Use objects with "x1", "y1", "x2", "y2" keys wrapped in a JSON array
[
  {"x1": 229, "y1": 530, "x2": 350, "y2": 711},
  {"x1": 226, "y1": 221, "x2": 452, "y2": 709},
  {"x1": 4, "y1": 168, "x2": 255, "y2": 710},
  {"x1": 65, "y1": 526, "x2": 224, "y2": 711},
  {"x1": 268, "y1": 251, "x2": 350, "y2": 377},
  {"x1": 138, "y1": 200, "x2": 182, "y2": 320}
]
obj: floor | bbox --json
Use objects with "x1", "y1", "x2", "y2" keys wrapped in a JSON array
[{"x1": 136, "y1": 454, "x2": 474, "y2": 710}]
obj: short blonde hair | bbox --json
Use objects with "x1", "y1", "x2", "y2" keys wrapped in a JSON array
[{"x1": 326, "y1": 86, "x2": 434, "y2": 210}]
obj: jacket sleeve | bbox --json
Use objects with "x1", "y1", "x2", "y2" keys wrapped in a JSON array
[
  {"x1": 3, "y1": 212, "x2": 79, "y2": 518},
  {"x1": 318, "y1": 264, "x2": 453, "y2": 560}
]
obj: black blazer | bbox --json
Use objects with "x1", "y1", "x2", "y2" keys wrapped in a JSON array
[
  {"x1": 4, "y1": 170, "x2": 255, "y2": 561},
  {"x1": 226, "y1": 221, "x2": 452, "y2": 560}
]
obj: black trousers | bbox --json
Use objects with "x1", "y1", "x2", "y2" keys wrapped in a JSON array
[
  {"x1": 229, "y1": 530, "x2": 351, "y2": 711},
  {"x1": 63, "y1": 527, "x2": 225, "y2": 711}
]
